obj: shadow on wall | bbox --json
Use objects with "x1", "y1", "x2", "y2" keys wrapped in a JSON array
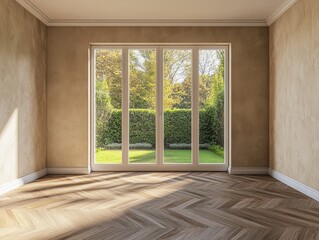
[{"x1": 0, "y1": 108, "x2": 19, "y2": 185}]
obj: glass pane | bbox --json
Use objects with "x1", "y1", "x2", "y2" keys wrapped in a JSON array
[
  {"x1": 163, "y1": 49, "x2": 192, "y2": 164},
  {"x1": 95, "y1": 49, "x2": 122, "y2": 164},
  {"x1": 199, "y1": 49, "x2": 225, "y2": 164},
  {"x1": 129, "y1": 49, "x2": 156, "y2": 164}
]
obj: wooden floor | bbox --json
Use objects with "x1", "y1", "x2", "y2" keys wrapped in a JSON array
[{"x1": 0, "y1": 173, "x2": 318, "y2": 240}]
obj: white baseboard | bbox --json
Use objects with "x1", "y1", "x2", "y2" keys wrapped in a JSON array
[
  {"x1": 0, "y1": 168, "x2": 47, "y2": 196},
  {"x1": 269, "y1": 169, "x2": 319, "y2": 202},
  {"x1": 0, "y1": 167, "x2": 89, "y2": 196},
  {"x1": 47, "y1": 168, "x2": 90, "y2": 175},
  {"x1": 228, "y1": 167, "x2": 268, "y2": 175}
]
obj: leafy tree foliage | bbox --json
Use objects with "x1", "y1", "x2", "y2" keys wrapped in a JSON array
[
  {"x1": 205, "y1": 50, "x2": 225, "y2": 146},
  {"x1": 95, "y1": 50, "x2": 122, "y2": 109},
  {"x1": 129, "y1": 50, "x2": 156, "y2": 109},
  {"x1": 164, "y1": 50, "x2": 192, "y2": 109},
  {"x1": 95, "y1": 78, "x2": 113, "y2": 147}
]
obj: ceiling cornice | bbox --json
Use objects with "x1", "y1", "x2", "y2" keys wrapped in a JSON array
[
  {"x1": 16, "y1": 0, "x2": 50, "y2": 25},
  {"x1": 16, "y1": 0, "x2": 298, "y2": 27},
  {"x1": 46, "y1": 19, "x2": 268, "y2": 27},
  {"x1": 267, "y1": 0, "x2": 298, "y2": 25}
]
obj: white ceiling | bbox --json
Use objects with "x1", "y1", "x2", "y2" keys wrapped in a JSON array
[{"x1": 16, "y1": 0, "x2": 298, "y2": 26}]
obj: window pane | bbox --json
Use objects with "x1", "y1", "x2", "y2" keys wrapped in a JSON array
[
  {"x1": 129, "y1": 49, "x2": 156, "y2": 164},
  {"x1": 199, "y1": 49, "x2": 224, "y2": 164},
  {"x1": 95, "y1": 49, "x2": 122, "y2": 164},
  {"x1": 163, "y1": 49, "x2": 192, "y2": 164}
]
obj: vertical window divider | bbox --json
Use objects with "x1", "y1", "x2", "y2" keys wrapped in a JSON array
[
  {"x1": 122, "y1": 47, "x2": 129, "y2": 166},
  {"x1": 192, "y1": 47, "x2": 199, "y2": 165},
  {"x1": 90, "y1": 47, "x2": 96, "y2": 168},
  {"x1": 156, "y1": 47, "x2": 164, "y2": 165},
  {"x1": 224, "y1": 46, "x2": 230, "y2": 169}
]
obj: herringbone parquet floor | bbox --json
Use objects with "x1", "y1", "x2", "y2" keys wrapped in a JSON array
[{"x1": 0, "y1": 172, "x2": 318, "y2": 240}]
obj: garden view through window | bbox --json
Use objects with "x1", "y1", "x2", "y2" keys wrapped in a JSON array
[
  {"x1": 129, "y1": 49, "x2": 156, "y2": 164},
  {"x1": 94, "y1": 46, "x2": 225, "y2": 167}
]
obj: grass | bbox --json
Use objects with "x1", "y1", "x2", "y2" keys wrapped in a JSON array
[{"x1": 96, "y1": 149, "x2": 224, "y2": 164}]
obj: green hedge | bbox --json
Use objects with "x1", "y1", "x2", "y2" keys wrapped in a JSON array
[
  {"x1": 164, "y1": 109, "x2": 191, "y2": 144},
  {"x1": 101, "y1": 110, "x2": 122, "y2": 145},
  {"x1": 101, "y1": 109, "x2": 156, "y2": 146},
  {"x1": 99, "y1": 108, "x2": 223, "y2": 147},
  {"x1": 130, "y1": 109, "x2": 156, "y2": 145}
]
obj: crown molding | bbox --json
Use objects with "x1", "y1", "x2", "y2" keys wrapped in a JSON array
[
  {"x1": 16, "y1": 0, "x2": 298, "y2": 27},
  {"x1": 47, "y1": 19, "x2": 268, "y2": 27},
  {"x1": 267, "y1": 0, "x2": 298, "y2": 25},
  {"x1": 16, "y1": 0, "x2": 267, "y2": 27},
  {"x1": 16, "y1": 0, "x2": 50, "y2": 25}
]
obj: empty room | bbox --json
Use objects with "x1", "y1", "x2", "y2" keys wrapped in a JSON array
[{"x1": 0, "y1": 0, "x2": 318, "y2": 239}]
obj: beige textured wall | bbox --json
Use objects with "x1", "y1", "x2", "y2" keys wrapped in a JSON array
[
  {"x1": 0, "y1": 0, "x2": 47, "y2": 184},
  {"x1": 47, "y1": 27, "x2": 269, "y2": 169},
  {"x1": 270, "y1": 0, "x2": 319, "y2": 190}
]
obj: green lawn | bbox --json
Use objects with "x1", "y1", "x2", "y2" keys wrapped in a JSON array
[{"x1": 96, "y1": 149, "x2": 224, "y2": 164}]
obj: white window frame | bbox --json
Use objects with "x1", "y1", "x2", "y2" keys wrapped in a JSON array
[{"x1": 89, "y1": 44, "x2": 230, "y2": 171}]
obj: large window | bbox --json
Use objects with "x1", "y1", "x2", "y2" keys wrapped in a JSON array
[{"x1": 91, "y1": 45, "x2": 228, "y2": 171}]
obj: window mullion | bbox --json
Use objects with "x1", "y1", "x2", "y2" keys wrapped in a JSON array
[
  {"x1": 156, "y1": 47, "x2": 164, "y2": 165},
  {"x1": 192, "y1": 47, "x2": 199, "y2": 165},
  {"x1": 122, "y1": 47, "x2": 129, "y2": 166}
]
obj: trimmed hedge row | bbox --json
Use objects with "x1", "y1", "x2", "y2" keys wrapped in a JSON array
[
  {"x1": 105, "y1": 143, "x2": 153, "y2": 150},
  {"x1": 99, "y1": 109, "x2": 223, "y2": 147},
  {"x1": 168, "y1": 143, "x2": 211, "y2": 150},
  {"x1": 164, "y1": 109, "x2": 191, "y2": 144}
]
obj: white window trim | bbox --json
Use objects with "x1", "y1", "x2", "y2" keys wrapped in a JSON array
[{"x1": 89, "y1": 44, "x2": 231, "y2": 171}]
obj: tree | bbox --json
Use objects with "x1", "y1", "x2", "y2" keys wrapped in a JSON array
[
  {"x1": 95, "y1": 79, "x2": 113, "y2": 147},
  {"x1": 129, "y1": 50, "x2": 156, "y2": 109},
  {"x1": 205, "y1": 50, "x2": 225, "y2": 146},
  {"x1": 95, "y1": 49, "x2": 121, "y2": 147},
  {"x1": 164, "y1": 50, "x2": 192, "y2": 109},
  {"x1": 199, "y1": 50, "x2": 223, "y2": 109},
  {"x1": 199, "y1": 74, "x2": 214, "y2": 108},
  {"x1": 95, "y1": 50, "x2": 122, "y2": 109},
  {"x1": 206, "y1": 50, "x2": 224, "y2": 108}
]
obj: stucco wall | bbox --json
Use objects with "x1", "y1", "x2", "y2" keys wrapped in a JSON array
[
  {"x1": 47, "y1": 27, "x2": 269, "y2": 169},
  {"x1": 270, "y1": 0, "x2": 319, "y2": 190},
  {"x1": 0, "y1": 0, "x2": 47, "y2": 184}
]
